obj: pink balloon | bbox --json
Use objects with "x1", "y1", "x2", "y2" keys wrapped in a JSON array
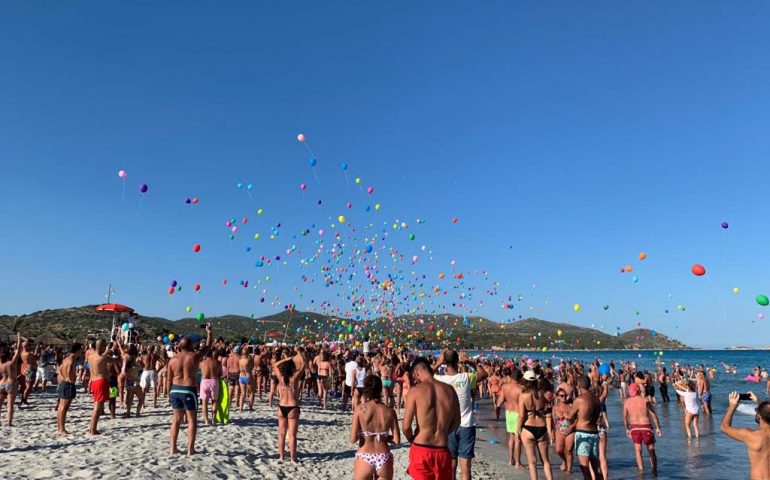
[
  {"x1": 118, "y1": 170, "x2": 127, "y2": 179},
  {"x1": 297, "y1": 133, "x2": 305, "y2": 142},
  {"x1": 300, "y1": 183, "x2": 307, "y2": 190},
  {"x1": 759, "y1": 314, "x2": 765, "y2": 320},
  {"x1": 367, "y1": 186, "x2": 374, "y2": 194}
]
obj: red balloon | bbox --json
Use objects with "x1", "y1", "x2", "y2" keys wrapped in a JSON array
[
  {"x1": 194, "y1": 284, "x2": 201, "y2": 292},
  {"x1": 193, "y1": 244, "x2": 201, "y2": 253},
  {"x1": 691, "y1": 264, "x2": 706, "y2": 276},
  {"x1": 168, "y1": 287, "x2": 175, "y2": 295}
]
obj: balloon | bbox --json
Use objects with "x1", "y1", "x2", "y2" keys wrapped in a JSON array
[
  {"x1": 691, "y1": 264, "x2": 706, "y2": 276},
  {"x1": 308, "y1": 158, "x2": 317, "y2": 167},
  {"x1": 257, "y1": 208, "x2": 264, "y2": 215},
  {"x1": 171, "y1": 280, "x2": 178, "y2": 287},
  {"x1": 300, "y1": 183, "x2": 307, "y2": 190},
  {"x1": 338, "y1": 215, "x2": 346, "y2": 224},
  {"x1": 297, "y1": 133, "x2": 305, "y2": 142},
  {"x1": 598, "y1": 364, "x2": 610, "y2": 375},
  {"x1": 139, "y1": 184, "x2": 148, "y2": 193},
  {"x1": 163, "y1": 336, "x2": 169, "y2": 344},
  {"x1": 603, "y1": 305, "x2": 610, "y2": 310},
  {"x1": 367, "y1": 186, "x2": 374, "y2": 194},
  {"x1": 193, "y1": 244, "x2": 201, "y2": 253},
  {"x1": 756, "y1": 295, "x2": 769, "y2": 307},
  {"x1": 573, "y1": 304, "x2": 581, "y2": 312},
  {"x1": 168, "y1": 334, "x2": 175, "y2": 341},
  {"x1": 118, "y1": 170, "x2": 127, "y2": 179},
  {"x1": 340, "y1": 163, "x2": 349, "y2": 171},
  {"x1": 759, "y1": 314, "x2": 765, "y2": 320},
  {"x1": 247, "y1": 184, "x2": 253, "y2": 190},
  {"x1": 452, "y1": 217, "x2": 458, "y2": 224},
  {"x1": 237, "y1": 182, "x2": 243, "y2": 188},
  {"x1": 632, "y1": 275, "x2": 639, "y2": 283},
  {"x1": 121, "y1": 323, "x2": 129, "y2": 331},
  {"x1": 409, "y1": 233, "x2": 415, "y2": 241},
  {"x1": 375, "y1": 204, "x2": 381, "y2": 211},
  {"x1": 355, "y1": 177, "x2": 361, "y2": 185},
  {"x1": 186, "y1": 306, "x2": 192, "y2": 312},
  {"x1": 168, "y1": 287, "x2": 175, "y2": 295},
  {"x1": 157, "y1": 336, "x2": 162, "y2": 342},
  {"x1": 194, "y1": 284, "x2": 201, "y2": 292},
  {"x1": 721, "y1": 222, "x2": 729, "y2": 229},
  {"x1": 184, "y1": 198, "x2": 192, "y2": 204},
  {"x1": 557, "y1": 329, "x2": 562, "y2": 336},
  {"x1": 638, "y1": 252, "x2": 646, "y2": 260},
  {"x1": 733, "y1": 287, "x2": 739, "y2": 294},
  {"x1": 192, "y1": 197, "x2": 199, "y2": 204},
  {"x1": 197, "y1": 313, "x2": 205, "y2": 321}
]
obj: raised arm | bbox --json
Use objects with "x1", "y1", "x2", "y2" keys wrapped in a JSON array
[
  {"x1": 11, "y1": 333, "x2": 22, "y2": 362},
  {"x1": 721, "y1": 391, "x2": 752, "y2": 443}
]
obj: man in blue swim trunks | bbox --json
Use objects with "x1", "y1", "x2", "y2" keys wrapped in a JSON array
[
  {"x1": 168, "y1": 324, "x2": 212, "y2": 455},
  {"x1": 570, "y1": 375, "x2": 604, "y2": 480}
]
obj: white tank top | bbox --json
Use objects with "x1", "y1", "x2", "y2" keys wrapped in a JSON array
[{"x1": 356, "y1": 367, "x2": 366, "y2": 387}]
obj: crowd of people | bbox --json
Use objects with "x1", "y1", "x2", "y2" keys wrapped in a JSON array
[{"x1": 1, "y1": 327, "x2": 770, "y2": 479}]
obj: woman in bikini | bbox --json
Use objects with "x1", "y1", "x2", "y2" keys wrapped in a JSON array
[
  {"x1": 120, "y1": 345, "x2": 145, "y2": 418},
  {"x1": 488, "y1": 368, "x2": 502, "y2": 419},
  {"x1": 275, "y1": 355, "x2": 300, "y2": 462},
  {"x1": 317, "y1": 350, "x2": 332, "y2": 409},
  {"x1": 516, "y1": 370, "x2": 553, "y2": 480},
  {"x1": 350, "y1": 375, "x2": 400, "y2": 480},
  {"x1": 268, "y1": 349, "x2": 282, "y2": 408},
  {"x1": 378, "y1": 358, "x2": 394, "y2": 408},
  {"x1": 552, "y1": 387, "x2": 576, "y2": 473}
]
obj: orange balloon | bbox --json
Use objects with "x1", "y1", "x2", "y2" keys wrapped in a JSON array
[
  {"x1": 438, "y1": 273, "x2": 445, "y2": 279},
  {"x1": 625, "y1": 265, "x2": 633, "y2": 272},
  {"x1": 639, "y1": 252, "x2": 647, "y2": 261}
]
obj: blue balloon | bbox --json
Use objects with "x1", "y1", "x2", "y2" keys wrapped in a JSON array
[
  {"x1": 341, "y1": 162, "x2": 348, "y2": 170},
  {"x1": 163, "y1": 336, "x2": 169, "y2": 344},
  {"x1": 121, "y1": 323, "x2": 129, "y2": 331},
  {"x1": 256, "y1": 261, "x2": 264, "y2": 267},
  {"x1": 598, "y1": 364, "x2": 611, "y2": 375},
  {"x1": 365, "y1": 244, "x2": 373, "y2": 253},
  {"x1": 308, "y1": 158, "x2": 317, "y2": 167}
]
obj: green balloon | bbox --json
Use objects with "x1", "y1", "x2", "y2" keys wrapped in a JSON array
[
  {"x1": 197, "y1": 313, "x2": 205, "y2": 321},
  {"x1": 603, "y1": 305, "x2": 609, "y2": 310},
  {"x1": 757, "y1": 295, "x2": 769, "y2": 307}
]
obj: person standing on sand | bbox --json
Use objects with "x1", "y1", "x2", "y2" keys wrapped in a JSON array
[
  {"x1": 274, "y1": 355, "x2": 301, "y2": 462},
  {"x1": 238, "y1": 347, "x2": 254, "y2": 411},
  {"x1": 350, "y1": 375, "x2": 401, "y2": 480},
  {"x1": 621, "y1": 383, "x2": 662, "y2": 474},
  {"x1": 19, "y1": 339, "x2": 38, "y2": 406},
  {"x1": 721, "y1": 391, "x2": 770, "y2": 480},
  {"x1": 85, "y1": 339, "x2": 117, "y2": 435},
  {"x1": 168, "y1": 324, "x2": 211, "y2": 455},
  {"x1": 198, "y1": 346, "x2": 220, "y2": 425},
  {"x1": 55, "y1": 342, "x2": 83, "y2": 435},
  {"x1": 434, "y1": 350, "x2": 488, "y2": 480},
  {"x1": 402, "y1": 357, "x2": 460, "y2": 480},
  {"x1": 570, "y1": 375, "x2": 603, "y2": 480},
  {"x1": 0, "y1": 333, "x2": 22, "y2": 426},
  {"x1": 140, "y1": 344, "x2": 160, "y2": 408},
  {"x1": 516, "y1": 370, "x2": 553, "y2": 480}
]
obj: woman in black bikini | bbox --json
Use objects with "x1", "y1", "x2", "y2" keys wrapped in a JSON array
[
  {"x1": 316, "y1": 350, "x2": 331, "y2": 409},
  {"x1": 275, "y1": 356, "x2": 300, "y2": 462},
  {"x1": 517, "y1": 370, "x2": 553, "y2": 480}
]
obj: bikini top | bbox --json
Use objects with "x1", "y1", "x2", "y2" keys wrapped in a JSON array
[{"x1": 360, "y1": 430, "x2": 390, "y2": 441}]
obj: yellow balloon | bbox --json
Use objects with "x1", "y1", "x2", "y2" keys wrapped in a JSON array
[
  {"x1": 557, "y1": 330, "x2": 562, "y2": 336},
  {"x1": 733, "y1": 287, "x2": 739, "y2": 294},
  {"x1": 355, "y1": 177, "x2": 362, "y2": 185},
  {"x1": 338, "y1": 215, "x2": 346, "y2": 224},
  {"x1": 573, "y1": 304, "x2": 581, "y2": 312},
  {"x1": 186, "y1": 306, "x2": 192, "y2": 313},
  {"x1": 375, "y1": 204, "x2": 381, "y2": 211},
  {"x1": 169, "y1": 334, "x2": 175, "y2": 341},
  {"x1": 257, "y1": 208, "x2": 264, "y2": 215},
  {"x1": 254, "y1": 233, "x2": 261, "y2": 239}
]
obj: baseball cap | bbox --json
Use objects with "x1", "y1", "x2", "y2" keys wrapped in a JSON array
[{"x1": 523, "y1": 370, "x2": 540, "y2": 381}]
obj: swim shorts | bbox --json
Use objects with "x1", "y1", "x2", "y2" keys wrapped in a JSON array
[
  {"x1": 407, "y1": 443, "x2": 452, "y2": 480},
  {"x1": 57, "y1": 381, "x2": 76, "y2": 400},
  {"x1": 140, "y1": 370, "x2": 158, "y2": 389},
  {"x1": 701, "y1": 392, "x2": 711, "y2": 403},
  {"x1": 90, "y1": 378, "x2": 109, "y2": 403},
  {"x1": 629, "y1": 424, "x2": 655, "y2": 446},
  {"x1": 227, "y1": 373, "x2": 239, "y2": 387},
  {"x1": 199, "y1": 378, "x2": 219, "y2": 401},
  {"x1": 448, "y1": 426, "x2": 476, "y2": 460},
  {"x1": 170, "y1": 385, "x2": 198, "y2": 411},
  {"x1": 574, "y1": 430, "x2": 600, "y2": 459},
  {"x1": 506, "y1": 410, "x2": 520, "y2": 434}
]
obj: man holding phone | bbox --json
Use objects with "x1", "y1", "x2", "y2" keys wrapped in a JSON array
[{"x1": 720, "y1": 391, "x2": 770, "y2": 480}]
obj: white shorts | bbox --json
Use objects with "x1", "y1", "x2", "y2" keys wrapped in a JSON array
[
  {"x1": 140, "y1": 370, "x2": 158, "y2": 389},
  {"x1": 36, "y1": 366, "x2": 54, "y2": 383}
]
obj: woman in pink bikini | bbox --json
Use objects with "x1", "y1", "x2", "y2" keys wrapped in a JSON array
[{"x1": 350, "y1": 375, "x2": 400, "y2": 480}]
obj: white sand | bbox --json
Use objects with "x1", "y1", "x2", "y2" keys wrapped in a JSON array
[{"x1": 0, "y1": 388, "x2": 509, "y2": 479}]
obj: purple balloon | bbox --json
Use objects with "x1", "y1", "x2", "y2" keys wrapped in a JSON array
[
  {"x1": 171, "y1": 280, "x2": 177, "y2": 287},
  {"x1": 184, "y1": 198, "x2": 191, "y2": 204},
  {"x1": 721, "y1": 222, "x2": 729, "y2": 229},
  {"x1": 139, "y1": 184, "x2": 148, "y2": 193}
]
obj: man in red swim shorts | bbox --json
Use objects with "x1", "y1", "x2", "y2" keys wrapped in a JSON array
[
  {"x1": 85, "y1": 339, "x2": 118, "y2": 435},
  {"x1": 402, "y1": 358, "x2": 460, "y2": 480},
  {"x1": 622, "y1": 382, "x2": 662, "y2": 474}
]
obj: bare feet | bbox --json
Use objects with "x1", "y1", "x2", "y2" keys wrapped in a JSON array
[
  {"x1": 187, "y1": 447, "x2": 197, "y2": 456},
  {"x1": 560, "y1": 463, "x2": 567, "y2": 471},
  {"x1": 514, "y1": 463, "x2": 525, "y2": 470}
]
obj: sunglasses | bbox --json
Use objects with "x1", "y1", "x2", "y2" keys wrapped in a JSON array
[{"x1": 557, "y1": 394, "x2": 567, "y2": 397}]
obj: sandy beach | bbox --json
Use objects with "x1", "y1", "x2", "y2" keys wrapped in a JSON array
[{"x1": 0, "y1": 387, "x2": 509, "y2": 480}]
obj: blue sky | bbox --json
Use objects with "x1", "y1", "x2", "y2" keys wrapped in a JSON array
[{"x1": 2, "y1": 2, "x2": 770, "y2": 347}]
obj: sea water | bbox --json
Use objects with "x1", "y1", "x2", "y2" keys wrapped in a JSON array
[{"x1": 467, "y1": 350, "x2": 770, "y2": 479}]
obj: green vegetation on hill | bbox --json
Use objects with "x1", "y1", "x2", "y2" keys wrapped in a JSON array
[{"x1": 0, "y1": 306, "x2": 689, "y2": 350}]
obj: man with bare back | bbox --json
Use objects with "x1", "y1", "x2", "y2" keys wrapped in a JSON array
[
  {"x1": 168, "y1": 324, "x2": 212, "y2": 455},
  {"x1": 402, "y1": 357, "x2": 461, "y2": 480},
  {"x1": 570, "y1": 375, "x2": 604, "y2": 480}
]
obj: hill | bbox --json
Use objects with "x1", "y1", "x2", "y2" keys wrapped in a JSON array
[{"x1": 0, "y1": 306, "x2": 689, "y2": 350}]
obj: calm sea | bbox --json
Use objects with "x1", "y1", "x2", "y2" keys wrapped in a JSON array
[{"x1": 464, "y1": 350, "x2": 770, "y2": 479}]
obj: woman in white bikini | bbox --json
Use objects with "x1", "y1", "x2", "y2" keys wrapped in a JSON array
[{"x1": 350, "y1": 375, "x2": 400, "y2": 480}]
